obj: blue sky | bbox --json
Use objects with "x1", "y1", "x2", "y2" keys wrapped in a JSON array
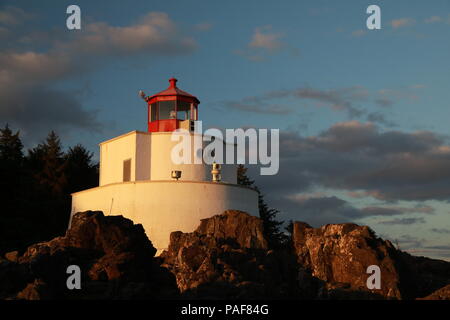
[{"x1": 1, "y1": 0, "x2": 450, "y2": 260}]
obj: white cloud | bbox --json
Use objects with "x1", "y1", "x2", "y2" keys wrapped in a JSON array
[
  {"x1": 0, "y1": 6, "x2": 33, "y2": 26},
  {"x1": 249, "y1": 26, "x2": 284, "y2": 51},
  {"x1": 424, "y1": 16, "x2": 442, "y2": 24},
  {"x1": 390, "y1": 18, "x2": 415, "y2": 29},
  {"x1": 351, "y1": 29, "x2": 366, "y2": 37}
]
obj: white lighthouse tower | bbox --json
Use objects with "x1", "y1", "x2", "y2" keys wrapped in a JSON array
[{"x1": 70, "y1": 78, "x2": 259, "y2": 252}]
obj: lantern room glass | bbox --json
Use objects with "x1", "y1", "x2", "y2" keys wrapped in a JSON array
[{"x1": 158, "y1": 101, "x2": 176, "y2": 120}]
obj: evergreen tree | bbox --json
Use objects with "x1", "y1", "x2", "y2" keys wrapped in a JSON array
[
  {"x1": 285, "y1": 220, "x2": 294, "y2": 236},
  {"x1": 0, "y1": 124, "x2": 24, "y2": 210},
  {"x1": 65, "y1": 144, "x2": 99, "y2": 193},
  {"x1": 0, "y1": 124, "x2": 24, "y2": 162},
  {"x1": 0, "y1": 128, "x2": 100, "y2": 255},
  {"x1": 25, "y1": 131, "x2": 70, "y2": 240},
  {"x1": 237, "y1": 164, "x2": 286, "y2": 248},
  {"x1": 28, "y1": 131, "x2": 67, "y2": 195}
]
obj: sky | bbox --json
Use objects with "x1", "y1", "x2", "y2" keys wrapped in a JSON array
[{"x1": 1, "y1": 0, "x2": 450, "y2": 260}]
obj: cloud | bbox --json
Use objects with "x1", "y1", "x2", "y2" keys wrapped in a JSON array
[
  {"x1": 246, "y1": 120, "x2": 450, "y2": 226},
  {"x1": 430, "y1": 228, "x2": 450, "y2": 234},
  {"x1": 351, "y1": 29, "x2": 366, "y2": 37},
  {"x1": 0, "y1": 6, "x2": 33, "y2": 26},
  {"x1": 0, "y1": 8, "x2": 196, "y2": 144},
  {"x1": 424, "y1": 16, "x2": 442, "y2": 24},
  {"x1": 219, "y1": 84, "x2": 418, "y2": 127},
  {"x1": 221, "y1": 86, "x2": 369, "y2": 118},
  {"x1": 58, "y1": 12, "x2": 196, "y2": 57},
  {"x1": 235, "y1": 25, "x2": 297, "y2": 61},
  {"x1": 0, "y1": 86, "x2": 101, "y2": 141},
  {"x1": 394, "y1": 234, "x2": 425, "y2": 250},
  {"x1": 425, "y1": 245, "x2": 450, "y2": 250},
  {"x1": 379, "y1": 217, "x2": 426, "y2": 225},
  {"x1": 194, "y1": 22, "x2": 212, "y2": 31},
  {"x1": 277, "y1": 193, "x2": 434, "y2": 226},
  {"x1": 226, "y1": 101, "x2": 292, "y2": 115},
  {"x1": 292, "y1": 87, "x2": 367, "y2": 117},
  {"x1": 390, "y1": 18, "x2": 415, "y2": 29},
  {"x1": 249, "y1": 26, "x2": 284, "y2": 51}
]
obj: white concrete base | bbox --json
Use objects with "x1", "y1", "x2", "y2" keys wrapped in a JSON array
[{"x1": 70, "y1": 180, "x2": 259, "y2": 252}]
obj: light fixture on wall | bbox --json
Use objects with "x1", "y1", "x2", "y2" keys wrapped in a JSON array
[
  {"x1": 211, "y1": 162, "x2": 221, "y2": 182},
  {"x1": 171, "y1": 170, "x2": 182, "y2": 181}
]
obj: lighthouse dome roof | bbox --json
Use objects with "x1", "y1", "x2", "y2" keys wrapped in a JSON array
[{"x1": 147, "y1": 78, "x2": 200, "y2": 104}]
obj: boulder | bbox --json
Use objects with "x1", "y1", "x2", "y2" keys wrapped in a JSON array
[
  {"x1": 292, "y1": 222, "x2": 450, "y2": 300},
  {"x1": 418, "y1": 284, "x2": 450, "y2": 300},
  {"x1": 161, "y1": 210, "x2": 299, "y2": 299},
  {"x1": 0, "y1": 211, "x2": 178, "y2": 300}
]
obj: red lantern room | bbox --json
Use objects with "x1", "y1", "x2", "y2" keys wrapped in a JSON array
[{"x1": 142, "y1": 78, "x2": 200, "y2": 133}]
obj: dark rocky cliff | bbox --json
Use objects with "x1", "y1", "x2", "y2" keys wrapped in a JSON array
[
  {"x1": 0, "y1": 211, "x2": 178, "y2": 299},
  {"x1": 1, "y1": 210, "x2": 449, "y2": 300}
]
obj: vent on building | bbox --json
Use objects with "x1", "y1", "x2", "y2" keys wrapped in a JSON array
[{"x1": 123, "y1": 159, "x2": 131, "y2": 182}]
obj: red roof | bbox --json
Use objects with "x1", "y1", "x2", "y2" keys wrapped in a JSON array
[{"x1": 147, "y1": 78, "x2": 200, "y2": 104}]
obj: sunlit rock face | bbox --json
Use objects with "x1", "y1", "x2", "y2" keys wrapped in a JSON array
[
  {"x1": 1, "y1": 210, "x2": 448, "y2": 300},
  {"x1": 292, "y1": 222, "x2": 450, "y2": 300},
  {"x1": 292, "y1": 222, "x2": 401, "y2": 299},
  {"x1": 0, "y1": 211, "x2": 178, "y2": 300},
  {"x1": 160, "y1": 210, "x2": 301, "y2": 299}
]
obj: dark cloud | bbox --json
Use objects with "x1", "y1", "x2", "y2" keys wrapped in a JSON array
[
  {"x1": 274, "y1": 193, "x2": 434, "y2": 226},
  {"x1": 220, "y1": 85, "x2": 410, "y2": 127},
  {"x1": 379, "y1": 217, "x2": 426, "y2": 225},
  {"x1": 0, "y1": 6, "x2": 34, "y2": 26},
  {"x1": 374, "y1": 97, "x2": 394, "y2": 107},
  {"x1": 292, "y1": 87, "x2": 367, "y2": 118},
  {"x1": 0, "y1": 86, "x2": 101, "y2": 144},
  {"x1": 366, "y1": 111, "x2": 396, "y2": 127},
  {"x1": 425, "y1": 245, "x2": 450, "y2": 250},
  {"x1": 245, "y1": 121, "x2": 450, "y2": 225},
  {"x1": 221, "y1": 85, "x2": 423, "y2": 129},
  {"x1": 430, "y1": 228, "x2": 450, "y2": 234},
  {"x1": 0, "y1": 8, "x2": 196, "y2": 143}
]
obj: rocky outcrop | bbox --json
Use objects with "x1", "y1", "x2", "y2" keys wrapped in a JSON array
[
  {"x1": 161, "y1": 213, "x2": 449, "y2": 300},
  {"x1": 0, "y1": 211, "x2": 178, "y2": 300},
  {"x1": 418, "y1": 284, "x2": 450, "y2": 300},
  {"x1": 1, "y1": 209, "x2": 448, "y2": 300},
  {"x1": 292, "y1": 222, "x2": 450, "y2": 300},
  {"x1": 161, "y1": 210, "x2": 300, "y2": 299}
]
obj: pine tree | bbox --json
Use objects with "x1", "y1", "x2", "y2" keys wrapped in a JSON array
[
  {"x1": 0, "y1": 124, "x2": 24, "y2": 162},
  {"x1": 0, "y1": 124, "x2": 24, "y2": 210},
  {"x1": 237, "y1": 164, "x2": 286, "y2": 248},
  {"x1": 29, "y1": 131, "x2": 67, "y2": 195},
  {"x1": 65, "y1": 144, "x2": 99, "y2": 193}
]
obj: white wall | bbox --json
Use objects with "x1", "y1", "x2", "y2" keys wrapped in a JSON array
[
  {"x1": 71, "y1": 181, "x2": 259, "y2": 252},
  {"x1": 136, "y1": 133, "x2": 151, "y2": 181},
  {"x1": 99, "y1": 132, "x2": 137, "y2": 186},
  {"x1": 99, "y1": 131, "x2": 237, "y2": 185}
]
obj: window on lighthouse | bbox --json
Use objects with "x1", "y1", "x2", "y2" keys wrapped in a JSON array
[
  {"x1": 150, "y1": 103, "x2": 157, "y2": 122},
  {"x1": 158, "y1": 101, "x2": 175, "y2": 120},
  {"x1": 123, "y1": 159, "x2": 131, "y2": 182},
  {"x1": 177, "y1": 101, "x2": 191, "y2": 120}
]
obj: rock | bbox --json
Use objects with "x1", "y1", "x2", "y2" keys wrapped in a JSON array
[
  {"x1": 292, "y1": 222, "x2": 450, "y2": 300},
  {"x1": 195, "y1": 210, "x2": 267, "y2": 249},
  {"x1": 0, "y1": 211, "x2": 178, "y2": 300},
  {"x1": 1, "y1": 209, "x2": 448, "y2": 300},
  {"x1": 292, "y1": 222, "x2": 401, "y2": 299},
  {"x1": 16, "y1": 279, "x2": 51, "y2": 300},
  {"x1": 392, "y1": 251, "x2": 450, "y2": 299},
  {"x1": 5, "y1": 251, "x2": 19, "y2": 262},
  {"x1": 161, "y1": 210, "x2": 299, "y2": 299},
  {"x1": 418, "y1": 284, "x2": 450, "y2": 300}
]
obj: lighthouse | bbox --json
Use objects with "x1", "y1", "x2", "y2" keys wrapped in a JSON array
[{"x1": 70, "y1": 78, "x2": 259, "y2": 253}]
